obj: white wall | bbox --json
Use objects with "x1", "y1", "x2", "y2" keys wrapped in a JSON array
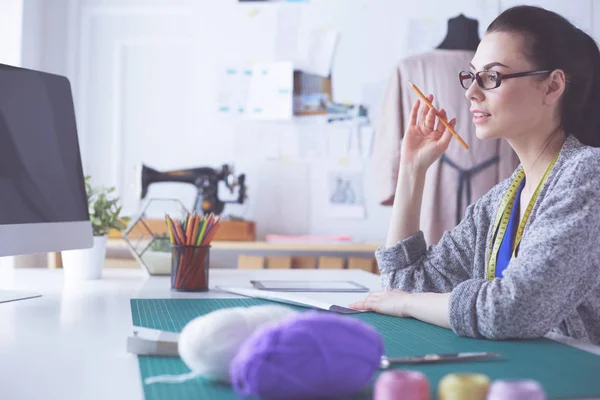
[
  {"x1": 15, "y1": 0, "x2": 600, "y2": 247},
  {"x1": 500, "y1": 0, "x2": 594, "y2": 35},
  {"x1": 0, "y1": 0, "x2": 23, "y2": 66},
  {"x1": 16, "y1": 0, "x2": 490, "y2": 245}
]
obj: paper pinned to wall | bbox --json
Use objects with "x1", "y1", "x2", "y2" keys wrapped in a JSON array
[
  {"x1": 296, "y1": 28, "x2": 339, "y2": 77},
  {"x1": 275, "y1": 6, "x2": 338, "y2": 77},
  {"x1": 347, "y1": 123, "x2": 374, "y2": 158},
  {"x1": 256, "y1": 123, "x2": 282, "y2": 158},
  {"x1": 326, "y1": 125, "x2": 351, "y2": 158},
  {"x1": 217, "y1": 61, "x2": 292, "y2": 120},
  {"x1": 234, "y1": 121, "x2": 281, "y2": 159},
  {"x1": 296, "y1": 123, "x2": 327, "y2": 159},
  {"x1": 280, "y1": 125, "x2": 299, "y2": 158},
  {"x1": 216, "y1": 64, "x2": 253, "y2": 116},
  {"x1": 318, "y1": 161, "x2": 366, "y2": 219},
  {"x1": 253, "y1": 160, "x2": 311, "y2": 237},
  {"x1": 275, "y1": 6, "x2": 301, "y2": 62},
  {"x1": 247, "y1": 61, "x2": 294, "y2": 120},
  {"x1": 360, "y1": 125, "x2": 374, "y2": 158},
  {"x1": 216, "y1": 66, "x2": 239, "y2": 115}
]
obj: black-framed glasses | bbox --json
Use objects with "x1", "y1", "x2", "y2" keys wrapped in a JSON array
[{"x1": 459, "y1": 70, "x2": 552, "y2": 90}]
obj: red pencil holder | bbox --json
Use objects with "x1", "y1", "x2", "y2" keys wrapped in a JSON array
[{"x1": 170, "y1": 245, "x2": 210, "y2": 292}]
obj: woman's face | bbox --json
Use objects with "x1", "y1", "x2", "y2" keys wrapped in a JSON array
[{"x1": 465, "y1": 31, "x2": 549, "y2": 141}]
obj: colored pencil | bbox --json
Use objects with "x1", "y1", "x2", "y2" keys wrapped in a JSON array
[
  {"x1": 165, "y1": 212, "x2": 222, "y2": 290},
  {"x1": 165, "y1": 215, "x2": 175, "y2": 244}
]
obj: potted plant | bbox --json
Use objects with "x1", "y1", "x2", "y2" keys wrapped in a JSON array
[
  {"x1": 61, "y1": 176, "x2": 130, "y2": 280},
  {"x1": 138, "y1": 234, "x2": 173, "y2": 276}
]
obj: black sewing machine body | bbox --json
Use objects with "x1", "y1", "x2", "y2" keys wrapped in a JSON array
[{"x1": 139, "y1": 164, "x2": 246, "y2": 215}]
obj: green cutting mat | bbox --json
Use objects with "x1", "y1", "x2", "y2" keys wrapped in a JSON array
[{"x1": 131, "y1": 298, "x2": 600, "y2": 400}]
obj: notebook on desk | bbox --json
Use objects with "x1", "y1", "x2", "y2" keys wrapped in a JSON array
[
  {"x1": 250, "y1": 279, "x2": 369, "y2": 292},
  {"x1": 217, "y1": 286, "x2": 364, "y2": 314}
]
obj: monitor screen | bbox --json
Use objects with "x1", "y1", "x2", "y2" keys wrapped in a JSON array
[
  {"x1": 0, "y1": 64, "x2": 92, "y2": 256},
  {"x1": 0, "y1": 64, "x2": 89, "y2": 224}
]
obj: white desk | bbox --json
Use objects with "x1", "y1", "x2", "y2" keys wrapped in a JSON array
[
  {"x1": 0, "y1": 267, "x2": 380, "y2": 400},
  {"x1": 0, "y1": 266, "x2": 598, "y2": 400}
]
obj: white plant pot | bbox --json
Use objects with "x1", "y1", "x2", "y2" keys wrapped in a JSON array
[{"x1": 61, "y1": 235, "x2": 107, "y2": 280}]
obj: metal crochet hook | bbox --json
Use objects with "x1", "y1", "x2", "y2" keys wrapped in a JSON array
[{"x1": 380, "y1": 352, "x2": 501, "y2": 369}]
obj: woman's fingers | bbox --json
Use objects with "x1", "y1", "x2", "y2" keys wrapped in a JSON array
[
  {"x1": 349, "y1": 292, "x2": 382, "y2": 310},
  {"x1": 348, "y1": 300, "x2": 367, "y2": 310},
  {"x1": 408, "y1": 99, "x2": 420, "y2": 127},
  {"x1": 438, "y1": 118, "x2": 456, "y2": 148},
  {"x1": 409, "y1": 94, "x2": 458, "y2": 149},
  {"x1": 418, "y1": 94, "x2": 433, "y2": 125},
  {"x1": 435, "y1": 109, "x2": 447, "y2": 133},
  {"x1": 423, "y1": 106, "x2": 436, "y2": 132}
]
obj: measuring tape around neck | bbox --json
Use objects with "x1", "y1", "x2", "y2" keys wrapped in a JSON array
[{"x1": 486, "y1": 151, "x2": 560, "y2": 280}]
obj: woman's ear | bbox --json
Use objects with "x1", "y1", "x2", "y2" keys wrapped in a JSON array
[{"x1": 544, "y1": 69, "x2": 566, "y2": 105}]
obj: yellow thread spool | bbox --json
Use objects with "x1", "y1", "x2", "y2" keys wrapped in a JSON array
[{"x1": 438, "y1": 373, "x2": 491, "y2": 400}]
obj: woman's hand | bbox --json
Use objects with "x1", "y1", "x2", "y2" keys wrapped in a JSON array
[
  {"x1": 348, "y1": 290, "x2": 412, "y2": 318},
  {"x1": 350, "y1": 291, "x2": 452, "y2": 329},
  {"x1": 401, "y1": 95, "x2": 456, "y2": 170}
]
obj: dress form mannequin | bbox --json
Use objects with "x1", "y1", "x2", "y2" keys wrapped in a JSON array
[{"x1": 436, "y1": 14, "x2": 480, "y2": 51}]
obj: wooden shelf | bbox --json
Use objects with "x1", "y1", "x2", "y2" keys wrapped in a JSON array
[{"x1": 107, "y1": 238, "x2": 381, "y2": 252}]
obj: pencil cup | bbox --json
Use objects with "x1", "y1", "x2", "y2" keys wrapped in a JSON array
[{"x1": 170, "y1": 245, "x2": 210, "y2": 292}]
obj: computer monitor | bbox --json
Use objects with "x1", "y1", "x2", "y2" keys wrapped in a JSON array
[{"x1": 0, "y1": 63, "x2": 93, "y2": 300}]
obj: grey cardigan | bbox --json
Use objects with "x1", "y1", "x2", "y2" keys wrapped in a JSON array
[{"x1": 376, "y1": 135, "x2": 600, "y2": 344}]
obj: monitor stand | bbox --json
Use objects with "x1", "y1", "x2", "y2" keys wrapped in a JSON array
[{"x1": 0, "y1": 290, "x2": 41, "y2": 304}]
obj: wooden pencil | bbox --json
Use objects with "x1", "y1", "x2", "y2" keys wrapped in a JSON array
[
  {"x1": 407, "y1": 80, "x2": 469, "y2": 150},
  {"x1": 188, "y1": 215, "x2": 199, "y2": 246},
  {"x1": 201, "y1": 222, "x2": 221, "y2": 246},
  {"x1": 165, "y1": 214, "x2": 175, "y2": 244},
  {"x1": 166, "y1": 211, "x2": 222, "y2": 290},
  {"x1": 185, "y1": 215, "x2": 194, "y2": 245},
  {"x1": 174, "y1": 221, "x2": 186, "y2": 246},
  {"x1": 197, "y1": 217, "x2": 209, "y2": 245}
]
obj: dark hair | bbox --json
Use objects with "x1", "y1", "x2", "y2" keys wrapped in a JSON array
[{"x1": 487, "y1": 5, "x2": 600, "y2": 147}]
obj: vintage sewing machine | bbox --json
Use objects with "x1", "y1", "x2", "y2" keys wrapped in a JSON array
[{"x1": 139, "y1": 163, "x2": 247, "y2": 216}]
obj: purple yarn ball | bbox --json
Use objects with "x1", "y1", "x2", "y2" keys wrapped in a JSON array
[{"x1": 230, "y1": 311, "x2": 384, "y2": 399}]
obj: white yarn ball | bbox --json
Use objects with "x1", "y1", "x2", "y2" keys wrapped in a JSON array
[{"x1": 178, "y1": 304, "x2": 296, "y2": 382}]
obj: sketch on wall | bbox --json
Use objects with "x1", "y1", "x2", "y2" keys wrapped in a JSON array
[{"x1": 325, "y1": 169, "x2": 365, "y2": 219}]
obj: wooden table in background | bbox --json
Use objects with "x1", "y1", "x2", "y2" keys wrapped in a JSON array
[{"x1": 48, "y1": 239, "x2": 383, "y2": 273}]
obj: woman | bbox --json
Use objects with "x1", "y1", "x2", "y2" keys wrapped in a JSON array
[{"x1": 350, "y1": 5, "x2": 600, "y2": 345}]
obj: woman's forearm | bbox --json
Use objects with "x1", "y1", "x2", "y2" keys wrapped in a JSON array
[
  {"x1": 386, "y1": 164, "x2": 427, "y2": 247},
  {"x1": 406, "y1": 292, "x2": 451, "y2": 329}
]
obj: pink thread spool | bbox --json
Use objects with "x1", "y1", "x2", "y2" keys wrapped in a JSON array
[
  {"x1": 487, "y1": 379, "x2": 547, "y2": 400},
  {"x1": 374, "y1": 370, "x2": 430, "y2": 400}
]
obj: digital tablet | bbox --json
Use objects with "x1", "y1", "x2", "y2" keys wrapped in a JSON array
[{"x1": 250, "y1": 280, "x2": 369, "y2": 292}]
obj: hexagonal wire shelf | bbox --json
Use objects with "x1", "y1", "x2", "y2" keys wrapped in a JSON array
[{"x1": 122, "y1": 198, "x2": 189, "y2": 276}]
